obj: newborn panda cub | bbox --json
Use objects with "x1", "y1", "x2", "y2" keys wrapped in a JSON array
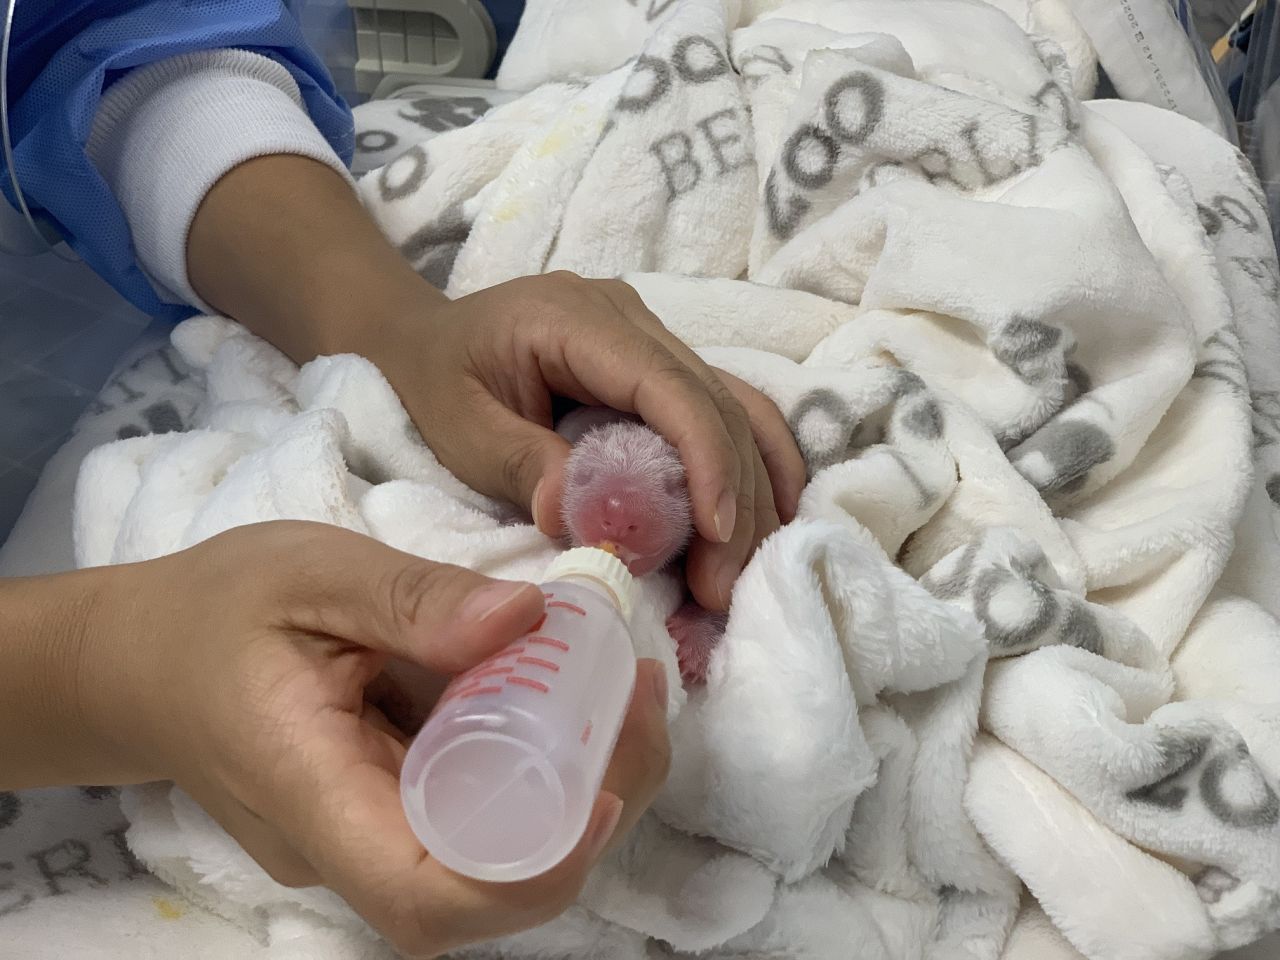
[{"x1": 556, "y1": 405, "x2": 727, "y2": 685}]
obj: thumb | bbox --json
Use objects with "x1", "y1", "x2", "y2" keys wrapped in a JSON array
[
  {"x1": 267, "y1": 523, "x2": 546, "y2": 672},
  {"x1": 474, "y1": 398, "x2": 571, "y2": 538}
]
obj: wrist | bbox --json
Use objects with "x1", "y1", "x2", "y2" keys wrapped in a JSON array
[
  {"x1": 187, "y1": 153, "x2": 450, "y2": 364},
  {"x1": 0, "y1": 566, "x2": 150, "y2": 789},
  {"x1": 292, "y1": 248, "x2": 451, "y2": 361}
]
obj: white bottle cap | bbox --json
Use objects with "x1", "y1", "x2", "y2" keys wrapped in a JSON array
[{"x1": 543, "y1": 547, "x2": 636, "y2": 620}]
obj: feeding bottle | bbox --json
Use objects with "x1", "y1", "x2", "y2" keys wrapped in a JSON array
[{"x1": 400, "y1": 547, "x2": 638, "y2": 883}]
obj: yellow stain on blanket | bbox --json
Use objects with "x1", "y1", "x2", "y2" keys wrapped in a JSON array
[
  {"x1": 493, "y1": 200, "x2": 525, "y2": 222},
  {"x1": 152, "y1": 896, "x2": 186, "y2": 920},
  {"x1": 534, "y1": 129, "x2": 568, "y2": 157}
]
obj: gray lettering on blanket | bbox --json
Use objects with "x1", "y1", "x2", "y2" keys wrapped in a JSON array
[
  {"x1": 783, "y1": 124, "x2": 839, "y2": 189},
  {"x1": 972, "y1": 565, "x2": 1057, "y2": 651},
  {"x1": 104, "y1": 827, "x2": 150, "y2": 881},
  {"x1": 901, "y1": 397, "x2": 944, "y2": 440},
  {"x1": 672, "y1": 35, "x2": 730, "y2": 83},
  {"x1": 894, "y1": 370, "x2": 927, "y2": 396},
  {"x1": 1234, "y1": 155, "x2": 1269, "y2": 210},
  {"x1": 1232, "y1": 256, "x2": 1280, "y2": 300},
  {"x1": 787, "y1": 389, "x2": 858, "y2": 473},
  {"x1": 0, "y1": 793, "x2": 19, "y2": 830},
  {"x1": 399, "y1": 202, "x2": 471, "y2": 288},
  {"x1": 617, "y1": 55, "x2": 673, "y2": 113},
  {"x1": 1213, "y1": 195, "x2": 1259, "y2": 234},
  {"x1": 651, "y1": 107, "x2": 752, "y2": 200},
  {"x1": 357, "y1": 129, "x2": 397, "y2": 154},
  {"x1": 1253, "y1": 392, "x2": 1280, "y2": 449},
  {"x1": 991, "y1": 316, "x2": 1063, "y2": 383},
  {"x1": 1197, "y1": 203, "x2": 1222, "y2": 237},
  {"x1": 1128, "y1": 734, "x2": 1280, "y2": 829},
  {"x1": 32, "y1": 840, "x2": 109, "y2": 896},
  {"x1": 81, "y1": 787, "x2": 117, "y2": 801},
  {"x1": 1194, "y1": 866, "x2": 1241, "y2": 904},
  {"x1": 116, "y1": 402, "x2": 185, "y2": 441},
  {"x1": 737, "y1": 45, "x2": 792, "y2": 87},
  {"x1": 652, "y1": 132, "x2": 703, "y2": 198},
  {"x1": 112, "y1": 376, "x2": 145, "y2": 404},
  {"x1": 157, "y1": 346, "x2": 189, "y2": 386},
  {"x1": 1194, "y1": 329, "x2": 1247, "y2": 395},
  {"x1": 1032, "y1": 81, "x2": 1075, "y2": 131},
  {"x1": 378, "y1": 145, "x2": 429, "y2": 203},
  {"x1": 1065, "y1": 362, "x2": 1092, "y2": 403},
  {"x1": 923, "y1": 114, "x2": 1045, "y2": 190},
  {"x1": 825, "y1": 73, "x2": 884, "y2": 146},
  {"x1": 1200, "y1": 743, "x2": 1280, "y2": 829},
  {"x1": 922, "y1": 539, "x2": 981, "y2": 601},
  {"x1": 396, "y1": 96, "x2": 491, "y2": 133},
  {"x1": 1126, "y1": 733, "x2": 1209, "y2": 811},
  {"x1": 1060, "y1": 602, "x2": 1103, "y2": 655},
  {"x1": 962, "y1": 117, "x2": 1042, "y2": 184},
  {"x1": 0, "y1": 862, "x2": 33, "y2": 917},
  {"x1": 1011, "y1": 420, "x2": 1115, "y2": 494},
  {"x1": 764, "y1": 169, "x2": 810, "y2": 240},
  {"x1": 625, "y1": 0, "x2": 678, "y2": 21},
  {"x1": 885, "y1": 447, "x2": 936, "y2": 508},
  {"x1": 696, "y1": 108, "x2": 751, "y2": 175},
  {"x1": 765, "y1": 71, "x2": 886, "y2": 240}
]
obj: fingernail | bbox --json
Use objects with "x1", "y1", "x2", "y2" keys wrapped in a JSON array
[
  {"x1": 530, "y1": 479, "x2": 545, "y2": 531},
  {"x1": 460, "y1": 581, "x2": 536, "y2": 624},
  {"x1": 650, "y1": 663, "x2": 669, "y2": 710},
  {"x1": 714, "y1": 490, "x2": 736, "y2": 543},
  {"x1": 586, "y1": 795, "x2": 624, "y2": 861}
]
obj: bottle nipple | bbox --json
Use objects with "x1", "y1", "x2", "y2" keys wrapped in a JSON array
[{"x1": 543, "y1": 546, "x2": 637, "y2": 619}]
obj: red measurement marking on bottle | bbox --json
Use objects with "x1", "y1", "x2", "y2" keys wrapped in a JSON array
[
  {"x1": 580, "y1": 722, "x2": 593, "y2": 746},
  {"x1": 529, "y1": 614, "x2": 547, "y2": 632},
  {"x1": 547, "y1": 601, "x2": 586, "y2": 616},
  {"x1": 516, "y1": 656, "x2": 560, "y2": 672},
  {"x1": 527, "y1": 635, "x2": 570, "y2": 652},
  {"x1": 507, "y1": 676, "x2": 550, "y2": 693},
  {"x1": 442, "y1": 681, "x2": 484, "y2": 704},
  {"x1": 472, "y1": 666, "x2": 515, "y2": 681},
  {"x1": 458, "y1": 685, "x2": 503, "y2": 700}
]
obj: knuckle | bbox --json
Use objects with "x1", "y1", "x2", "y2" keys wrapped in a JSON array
[
  {"x1": 636, "y1": 726, "x2": 673, "y2": 788},
  {"x1": 384, "y1": 560, "x2": 449, "y2": 631},
  {"x1": 500, "y1": 438, "x2": 547, "y2": 502},
  {"x1": 710, "y1": 383, "x2": 753, "y2": 438}
]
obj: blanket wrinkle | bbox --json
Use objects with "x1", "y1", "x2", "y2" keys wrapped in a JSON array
[{"x1": 55, "y1": 2, "x2": 1280, "y2": 958}]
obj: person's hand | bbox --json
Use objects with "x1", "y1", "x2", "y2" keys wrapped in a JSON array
[
  {"x1": 185, "y1": 158, "x2": 803, "y2": 611},
  {"x1": 367, "y1": 273, "x2": 807, "y2": 611},
  {"x1": 78, "y1": 521, "x2": 670, "y2": 958}
]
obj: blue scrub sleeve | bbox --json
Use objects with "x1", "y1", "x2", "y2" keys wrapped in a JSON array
[{"x1": 2, "y1": 0, "x2": 355, "y2": 322}]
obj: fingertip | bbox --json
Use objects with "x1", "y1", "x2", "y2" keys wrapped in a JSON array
[
  {"x1": 532, "y1": 470, "x2": 567, "y2": 539},
  {"x1": 585, "y1": 793, "x2": 625, "y2": 862},
  {"x1": 714, "y1": 489, "x2": 736, "y2": 543},
  {"x1": 447, "y1": 581, "x2": 546, "y2": 668},
  {"x1": 684, "y1": 542, "x2": 733, "y2": 613}
]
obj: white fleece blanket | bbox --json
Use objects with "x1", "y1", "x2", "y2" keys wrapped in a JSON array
[{"x1": 15, "y1": 2, "x2": 1280, "y2": 959}]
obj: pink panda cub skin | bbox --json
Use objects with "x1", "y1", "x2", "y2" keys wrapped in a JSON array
[{"x1": 556, "y1": 405, "x2": 726, "y2": 685}]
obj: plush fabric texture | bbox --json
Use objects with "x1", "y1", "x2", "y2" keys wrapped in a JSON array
[{"x1": 41, "y1": 1, "x2": 1280, "y2": 958}]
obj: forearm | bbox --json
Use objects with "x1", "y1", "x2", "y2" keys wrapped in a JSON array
[
  {"x1": 0, "y1": 568, "x2": 141, "y2": 790},
  {"x1": 186, "y1": 153, "x2": 446, "y2": 363}
]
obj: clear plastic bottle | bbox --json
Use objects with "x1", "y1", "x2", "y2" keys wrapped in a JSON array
[{"x1": 400, "y1": 547, "x2": 638, "y2": 883}]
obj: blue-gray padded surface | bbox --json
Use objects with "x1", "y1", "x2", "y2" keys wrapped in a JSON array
[{"x1": 0, "y1": 254, "x2": 149, "y2": 541}]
